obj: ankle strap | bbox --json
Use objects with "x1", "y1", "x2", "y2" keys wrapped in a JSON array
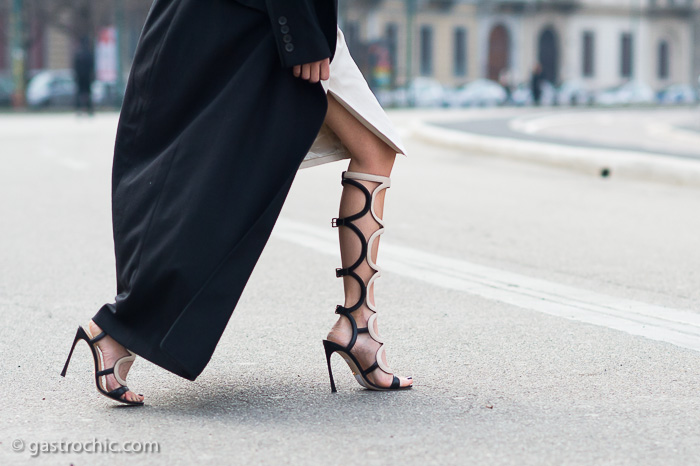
[{"x1": 343, "y1": 171, "x2": 391, "y2": 187}]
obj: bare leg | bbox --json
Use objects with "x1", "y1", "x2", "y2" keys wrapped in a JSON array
[{"x1": 324, "y1": 94, "x2": 412, "y2": 388}]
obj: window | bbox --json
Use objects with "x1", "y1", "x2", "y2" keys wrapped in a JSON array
[
  {"x1": 658, "y1": 40, "x2": 669, "y2": 79},
  {"x1": 582, "y1": 31, "x2": 594, "y2": 77},
  {"x1": 345, "y1": 22, "x2": 360, "y2": 55},
  {"x1": 0, "y1": 15, "x2": 7, "y2": 71},
  {"x1": 453, "y1": 27, "x2": 468, "y2": 77},
  {"x1": 420, "y1": 26, "x2": 433, "y2": 76},
  {"x1": 385, "y1": 23, "x2": 398, "y2": 86},
  {"x1": 620, "y1": 33, "x2": 633, "y2": 78}
]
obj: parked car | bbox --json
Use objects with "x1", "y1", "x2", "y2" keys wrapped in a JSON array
[
  {"x1": 556, "y1": 80, "x2": 592, "y2": 106},
  {"x1": 26, "y1": 69, "x2": 124, "y2": 108},
  {"x1": 656, "y1": 84, "x2": 697, "y2": 104},
  {"x1": 91, "y1": 80, "x2": 126, "y2": 107},
  {"x1": 510, "y1": 80, "x2": 556, "y2": 106},
  {"x1": 448, "y1": 79, "x2": 507, "y2": 107},
  {"x1": 374, "y1": 88, "x2": 395, "y2": 108},
  {"x1": 26, "y1": 70, "x2": 77, "y2": 107},
  {"x1": 405, "y1": 77, "x2": 448, "y2": 107},
  {"x1": 593, "y1": 81, "x2": 655, "y2": 106},
  {"x1": 511, "y1": 83, "x2": 533, "y2": 106},
  {"x1": 0, "y1": 75, "x2": 14, "y2": 107}
]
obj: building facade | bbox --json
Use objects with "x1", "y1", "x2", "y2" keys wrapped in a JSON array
[
  {"x1": 2, "y1": 0, "x2": 698, "y2": 92},
  {"x1": 0, "y1": 0, "x2": 152, "y2": 77},
  {"x1": 342, "y1": 0, "x2": 699, "y2": 90}
]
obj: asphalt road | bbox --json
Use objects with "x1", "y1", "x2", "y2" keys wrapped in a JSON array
[
  {"x1": 436, "y1": 106, "x2": 700, "y2": 160},
  {"x1": 1, "y1": 111, "x2": 700, "y2": 465}
]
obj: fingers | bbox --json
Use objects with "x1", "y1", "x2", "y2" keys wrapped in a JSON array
[
  {"x1": 301, "y1": 63, "x2": 311, "y2": 81},
  {"x1": 309, "y1": 62, "x2": 320, "y2": 83},
  {"x1": 293, "y1": 59, "x2": 331, "y2": 83},
  {"x1": 320, "y1": 59, "x2": 330, "y2": 81}
]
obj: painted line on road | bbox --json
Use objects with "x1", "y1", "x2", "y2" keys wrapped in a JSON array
[{"x1": 274, "y1": 217, "x2": 700, "y2": 352}]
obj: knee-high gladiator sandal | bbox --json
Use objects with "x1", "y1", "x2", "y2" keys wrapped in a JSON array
[
  {"x1": 60, "y1": 325, "x2": 144, "y2": 406},
  {"x1": 322, "y1": 171, "x2": 412, "y2": 392}
]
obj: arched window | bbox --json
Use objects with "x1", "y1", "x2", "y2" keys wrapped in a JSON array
[
  {"x1": 453, "y1": 27, "x2": 467, "y2": 77},
  {"x1": 582, "y1": 31, "x2": 595, "y2": 77},
  {"x1": 420, "y1": 25, "x2": 434, "y2": 76},
  {"x1": 0, "y1": 14, "x2": 7, "y2": 72},
  {"x1": 487, "y1": 24, "x2": 510, "y2": 81},
  {"x1": 538, "y1": 27, "x2": 559, "y2": 84},
  {"x1": 658, "y1": 40, "x2": 669, "y2": 80}
]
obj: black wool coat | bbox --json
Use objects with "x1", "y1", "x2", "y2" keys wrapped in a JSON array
[{"x1": 93, "y1": 0, "x2": 338, "y2": 381}]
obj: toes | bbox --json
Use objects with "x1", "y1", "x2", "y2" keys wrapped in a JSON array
[
  {"x1": 122, "y1": 391, "x2": 143, "y2": 403},
  {"x1": 401, "y1": 376, "x2": 413, "y2": 388}
]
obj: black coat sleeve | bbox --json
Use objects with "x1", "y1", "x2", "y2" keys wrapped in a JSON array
[{"x1": 233, "y1": 0, "x2": 337, "y2": 68}]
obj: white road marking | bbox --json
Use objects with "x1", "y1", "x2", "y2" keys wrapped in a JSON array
[
  {"x1": 56, "y1": 158, "x2": 89, "y2": 171},
  {"x1": 274, "y1": 217, "x2": 700, "y2": 352},
  {"x1": 510, "y1": 113, "x2": 585, "y2": 134}
]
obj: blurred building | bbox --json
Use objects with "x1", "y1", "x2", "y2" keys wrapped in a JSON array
[
  {"x1": 1, "y1": 0, "x2": 698, "y2": 92},
  {"x1": 342, "y1": 0, "x2": 700, "y2": 90}
]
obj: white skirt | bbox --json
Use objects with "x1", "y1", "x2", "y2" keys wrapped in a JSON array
[{"x1": 300, "y1": 28, "x2": 407, "y2": 169}]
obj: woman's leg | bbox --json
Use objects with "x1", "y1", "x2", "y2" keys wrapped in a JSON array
[{"x1": 324, "y1": 94, "x2": 412, "y2": 388}]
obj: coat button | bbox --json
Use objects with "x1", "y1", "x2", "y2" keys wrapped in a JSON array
[
  {"x1": 285, "y1": 43, "x2": 294, "y2": 52},
  {"x1": 278, "y1": 16, "x2": 287, "y2": 25},
  {"x1": 283, "y1": 34, "x2": 292, "y2": 43},
  {"x1": 280, "y1": 25, "x2": 290, "y2": 34}
]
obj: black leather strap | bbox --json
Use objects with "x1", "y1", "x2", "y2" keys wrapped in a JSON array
[
  {"x1": 89, "y1": 332, "x2": 107, "y2": 344},
  {"x1": 96, "y1": 368, "x2": 114, "y2": 377},
  {"x1": 107, "y1": 386, "x2": 129, "y2": 399},
  {"x1": 390, "y1": 376, "x2": 400, "y2": 389},
  {"x1": 361, "y1": 361, "x2": 379, "y2": 377}
]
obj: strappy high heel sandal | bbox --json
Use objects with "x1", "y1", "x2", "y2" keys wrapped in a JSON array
[
  {"x1": 323, "y1": 171, "x2": 412, "y2": 392},
  {"x1": 60, "y1": 325, "x2": 144, "y2": 406}
]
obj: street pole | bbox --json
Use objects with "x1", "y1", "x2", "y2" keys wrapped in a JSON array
[
  {"x1": 405, "y1": 0, "x2": 416, "y2": 105},
  {"x1": 10, "y1": 0, "x2": 25, "y2": 108},
  {"x1": 115, "y1": 0, "x2": 126, "y2": 101}
]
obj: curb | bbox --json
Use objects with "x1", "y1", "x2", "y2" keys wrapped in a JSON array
[{"x1": 410, "y1": 119, "x2": 700, "y2": 188}]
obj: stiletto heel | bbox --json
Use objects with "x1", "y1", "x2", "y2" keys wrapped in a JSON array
[
  {"x1": 60, "y1": 324, "x2": 143, "y2": 406},
  {"x1": 61, "y1": 326, "x2": 88, "y2": 377},
  {"x1": 323, "y1": 171, "x2": 412, "y2": 392},
  {"x1": 323, "y1": 340, "x2": 338, "y2": 393}
]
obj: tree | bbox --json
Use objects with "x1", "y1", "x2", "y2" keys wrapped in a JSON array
[{"x1": 5, "y1": 0, "x2": 121, "y2": 106}]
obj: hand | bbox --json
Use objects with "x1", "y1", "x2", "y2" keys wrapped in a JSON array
[{"x1": 293, "y1": 58, "x2": 330, "y2": 83}]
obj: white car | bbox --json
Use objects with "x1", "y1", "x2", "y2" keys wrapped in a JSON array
[
  {"x1": 511, "y1": 83, "x2": 532, "y2": 106},
  {"x1": 594, "y1": 81, "x2": 655, "y2": 106},
  {"x1": 657, "y1": 84, "x2": 697, "y2": 104},
  {"x1": 449, "y1": 79, "x2": 507, "y2": 107},
  {"x1": 556, "y1": 80, "x2": 592, "y2": 106},
  {"x1": 510, "y1": 80, "x2": 556, "y2": 106},
  {"x1": 26, "y1": 69, "x2": 122, "y2": 108},
  {"x1": 26, "y1": 70, "x2": 77, "y2": 107},
  {"x1": 405, "y1": 77, "x2": 448, "y2": 107},
  {"x1": 374, "y1": 88, "x2": 395, "y2": 108}
]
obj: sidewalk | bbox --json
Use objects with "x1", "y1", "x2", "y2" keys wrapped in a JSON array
[{"x1": 391, "y1": 106, "x2": 700, "y2": 188}]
